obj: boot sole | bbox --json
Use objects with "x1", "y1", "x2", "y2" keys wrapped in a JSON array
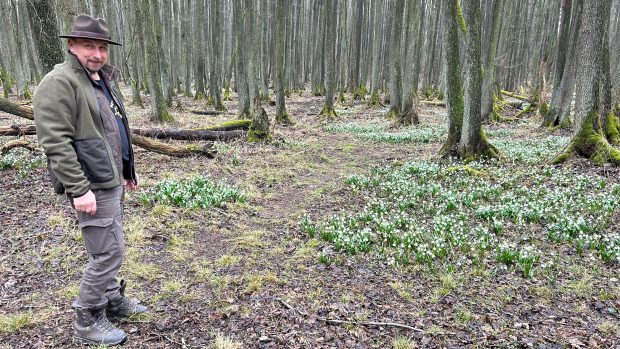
[{"x1": 73, "y1": 334, "x2": 128, "y2": 346}]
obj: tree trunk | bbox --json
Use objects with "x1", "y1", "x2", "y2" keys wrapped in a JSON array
[
  {"x1": 320, "y1": 0, "x2": 338, "y2": 118},
  {"x1": 481, "y1": 0, "x2": 504, "y2": 122},
  {"x1": 275, "y1": 0, "x2": 295, "y2": 125},
  {"x1": 544, "y1": 0, "x2": 583, "y2": 127},
  {"x1": 26, "y1": 0, "x2": 64, "y2": 74},
  {"x1": 386, "y1": 0, "x2": 404, "y2": 119},
  {"x1": 209, "y1": 0, "x2": 226, "y2": 111},
  {"x1": 398, "y1": 0, "x2": 421, "y2": 126},
  {"x1": 143, "y1": 0, "x2": 173, "y2": 122},
  {"x1": 440, "y1": 0, "x2": 464, "y2": 156},
  {"x1": 552, "y1": 0, "x2": 620, "y2": 165},
  {"x1": 458, "y1": 0, "x2": 499, "y2": 160}
]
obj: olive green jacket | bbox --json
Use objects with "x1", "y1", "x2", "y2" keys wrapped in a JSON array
[{"x1": 33, "y1": 54, "x2": 136, "y2": 197}]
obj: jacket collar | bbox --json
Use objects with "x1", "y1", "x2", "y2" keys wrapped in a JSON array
[{"x1": 67, "y1": 51, "x2": 120, "y2": 82}]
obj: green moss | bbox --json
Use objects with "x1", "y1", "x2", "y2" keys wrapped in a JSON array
[
  {"x1": 447, "y1": 165, "x2": 489, "y2": 178},
  {"x1": 386, "y1": 107, "x2": 398, "y2": 120},
  {"x1": 195, "y1": 119, "x2": 252, "y2": 131},
  {"x1": 319, "y1": 106, "x2": 338, "y2": 118},
  {"x1": 338, "y1": 90, "x2": 346, "y2": 103},
  {"x1": 247, "y1": 129, "x2": 272, "y2": 142},
  {"x1": 368, "y1": 91, "x2": 381, "y2": 107},
  {"x1": 206, "y1": 95, "x2": 214, "y2": 105},
  {"x1": 223, "y1": 80, "x2": 232, "y2": 101},
  {"x1": 605, "y1": 111, "x2": 620, "y2": 145},
  {"x1": 22, "y1": 86, "x2": 32, "y2": 100},
  {"x1": 539, "y1": 102, "x2": 549, "y2": 115},
  {"x1": 194, "y1": 92, "x2": 205, "y2": 101},
  {"x1": 456, "y1": 0, "x2": 467, "y2": 35},
  {"x1": 312, "y1": 86, "x2": 325, "y2": 96},
  {"x1": 276, "y1": 110, "x2": 296, "y2": 126},
  {"x1": 516, "y1": 103, "x2": 533, "y2": 118}
]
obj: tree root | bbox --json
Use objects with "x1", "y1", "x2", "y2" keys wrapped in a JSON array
[{"x1": 319, "y1": 106, "x2": 338, "y2": 119}]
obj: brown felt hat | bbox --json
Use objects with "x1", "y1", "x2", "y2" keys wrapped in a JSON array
[{"x1": 59, "y1": 14, "x2": 121, "y2": 46}]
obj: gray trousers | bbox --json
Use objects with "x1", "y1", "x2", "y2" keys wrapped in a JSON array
[{"x1": 71, "y1": 185, "x2": 125, "y2": 310}]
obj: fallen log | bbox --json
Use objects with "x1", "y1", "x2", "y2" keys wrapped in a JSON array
[
  {"x1": 500, "y1": 90, "x2": 530, "y2": 102},
  {"x1": 190, "y1": 109, "x2": 225, "y2": 116},
  {"x1": 130, "y1": 134, "x2": 216, "y2": 158},
  {"x1": 196, "y1": 119, "x2": 252, "y2": 131},
  {"x1": 0, "y1": 139, "x2": 38, "y2": 155},
  {"x1": 0, "y1": 97, "x2": 34, "y2": 120},
  {"x1": 0, "y1": 125, "x2": 37, "y2": 136},
  {"x1": 131, "y1": 128, "x2": 245, "y2": 141},
  {"x1": 420, "y1": 100, "x2": 446, "y2": 107}
]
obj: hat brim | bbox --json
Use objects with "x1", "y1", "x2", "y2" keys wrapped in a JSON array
[{"x1": 59, "y1": 34, "x2": 122, "y2": 46}]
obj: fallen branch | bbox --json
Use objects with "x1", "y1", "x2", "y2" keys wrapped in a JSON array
[
  {"x1": 131, "y1": 128, "x2": 245, "y2": 141},
  {"x1": 500, "y1": 90, "x2": 530, "y2": 102},
  {"x1": 130, "y1": 135, "x2": 216, "y2": 158},
  {"x1": 0, "y1": 125, "x2": 37, "y2": 136},
  {"x1": 190, "y1": 109, "x2": 225, "y2": 116},
  {"x1": 0, "y1": 139, "x2": 38, "y2": 155},
  {"x1": 196, "y1": 119, "x2": 252, "y2": 131},
  {"x1": 420, "y1": 100, "x2": 446, "y2": 107},
  {"x1": 275, "y1": 298, "x2": 454, "y2": 335},
  {"x1": 0, "y1": 97, "x2": 34, "y2": 120}
]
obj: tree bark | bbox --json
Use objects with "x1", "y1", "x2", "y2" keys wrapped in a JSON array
[
  {"x1": 26, "y1": 0, "x2": 64, "y2": 74},
  {"x1": 275, "y1": 0, "x2": 295, "y2": 125},
  {"x1": 440, "y1": 0, "x2": 464, "y2": 156},
  {"x1": 552, "y1": 0, "x2": 620, "y2": 165},
  {"x1": 481, "y1": 0, "x2": 504, "y2": 122},
  {"x1": 320, "y1": 0, "x2": 338, "y2": 118},
  {"x1": 458, "y1": 0, "x2": 499, "y2": 160}
]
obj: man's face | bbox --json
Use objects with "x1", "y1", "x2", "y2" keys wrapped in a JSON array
[{"x1": 68, "y1": 38, "x2": 108, "y2": 73}]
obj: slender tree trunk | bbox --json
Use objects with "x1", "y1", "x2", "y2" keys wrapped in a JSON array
[
  {"x1": 320, "y1": 0, "x2": 337, "y2": 117},
  {"x1": 369, "y1": 0, "x2": 384, "y2": 107},
  {"x1": 398, "y1": 0, "x2": 421, "y2": 126},
  {"x1": 275, "y1": 0, "x2": 295, "y2": 125},
  {"x1": 481, "y1": 0, "x2": 504, "y2": 122},
  {"x1": 143, "y1": 0, "x2": 172, "y2": 122},
  {"x1": 544, "y1": 0, "x2": 583, "y2": 127},
  {"x1": 233, "y1": 0, "x2": 250, "y2": 117},
  {"x1": 440, "y1": 0, "x2": 464, "y2": 156},
  {"x1": 209, "y1": 0, "x2": 226, "y2": 111}
]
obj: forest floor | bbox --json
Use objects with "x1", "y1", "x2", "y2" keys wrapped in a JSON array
[{"x1": 1, "y1": 86, "x2": 620, "y2": 349}]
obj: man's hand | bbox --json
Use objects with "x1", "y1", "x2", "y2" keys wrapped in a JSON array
[
  {"x1": 74, "y1": 190, "x2": 97, "y2": 215},
  {"x1": 124, "y1": 178, "x2": 138, "y2": 192}
]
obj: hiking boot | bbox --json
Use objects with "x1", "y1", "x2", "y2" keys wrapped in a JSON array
[
  {"x1": 107, "y1": 279, "x2": 148, "y2": 318},
  {"x1": 73, "y1": 307, "x2": 127, "y2": 346}
]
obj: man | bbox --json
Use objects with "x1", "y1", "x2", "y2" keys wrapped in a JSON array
[{"x1": 33, "y1": 14, "x2": 147, "y2": 346}]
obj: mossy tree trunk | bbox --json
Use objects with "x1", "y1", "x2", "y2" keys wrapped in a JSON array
[
  {"x1": 597, "y1": 0, "x2": 619, "y2": 145},
  {"x1": 458, "y1": 0, "x2": 499, "y2": 160},
  {"x1": 275, "y1": 0, "x2": 295, "y2": 125},
  {"x1": 553, "y1": 0, "x2": 620, "y2": 165},
  {"x1": 440, "y1": 0, "x2": 464, "y2": 156},
  {"x1": 320, "y1": 0, "x2": 337, "y2": 118}
]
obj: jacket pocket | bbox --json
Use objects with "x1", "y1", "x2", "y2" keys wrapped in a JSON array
[
  {"x1": 74, "y1": 138, "x2": 114, "y2": 183},
  {"x1": 79, "y1": 217, "x2": 118, "y2": 254}
]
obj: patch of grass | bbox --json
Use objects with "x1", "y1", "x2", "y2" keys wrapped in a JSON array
[
  {"x1": 232, "y1": 230, "x2": 265, "y2": 249},
  {"x1": 214, "y1": 332, "x2": 242, "y2": 349},
  {"x1": 124, "y1": 262, "x2": 162, "y2": 282},
  {"x1": 391, "y1": 336, "x2": 416, "y2": 349},
  {"x1": 217, "y1": 255, "x2": 241, "y2": 268},
  {"x1": 245, "y1": 274, "x2": 262, "y2": 294},
  {"x1": 151, "y1": 204, "x2": 173, "y2": 218},
  {"x1": 60, "y1": 284, "x2": 80, "y2": 299},
  {"x1": 456, "y1": 307, "x2": 474, "y2": 325},
  {"x1": 596, "y1": 321, "x2": 619, "y2": 335},
  {"x1": 389, "y1": 282, "x2": 413, "y2": 302},
  {"x1": 162, "y1": 279, "x2": 184, "y2": 293},
  {"x1": 0, "y1": 312, "x2": 33, "y2": 335},
  {"x1": 191, "y1": 260, "x2": 213, "y2": 282},
  {"x1": 125, "y1": 218, "x2": 146, "y2": 245}
]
